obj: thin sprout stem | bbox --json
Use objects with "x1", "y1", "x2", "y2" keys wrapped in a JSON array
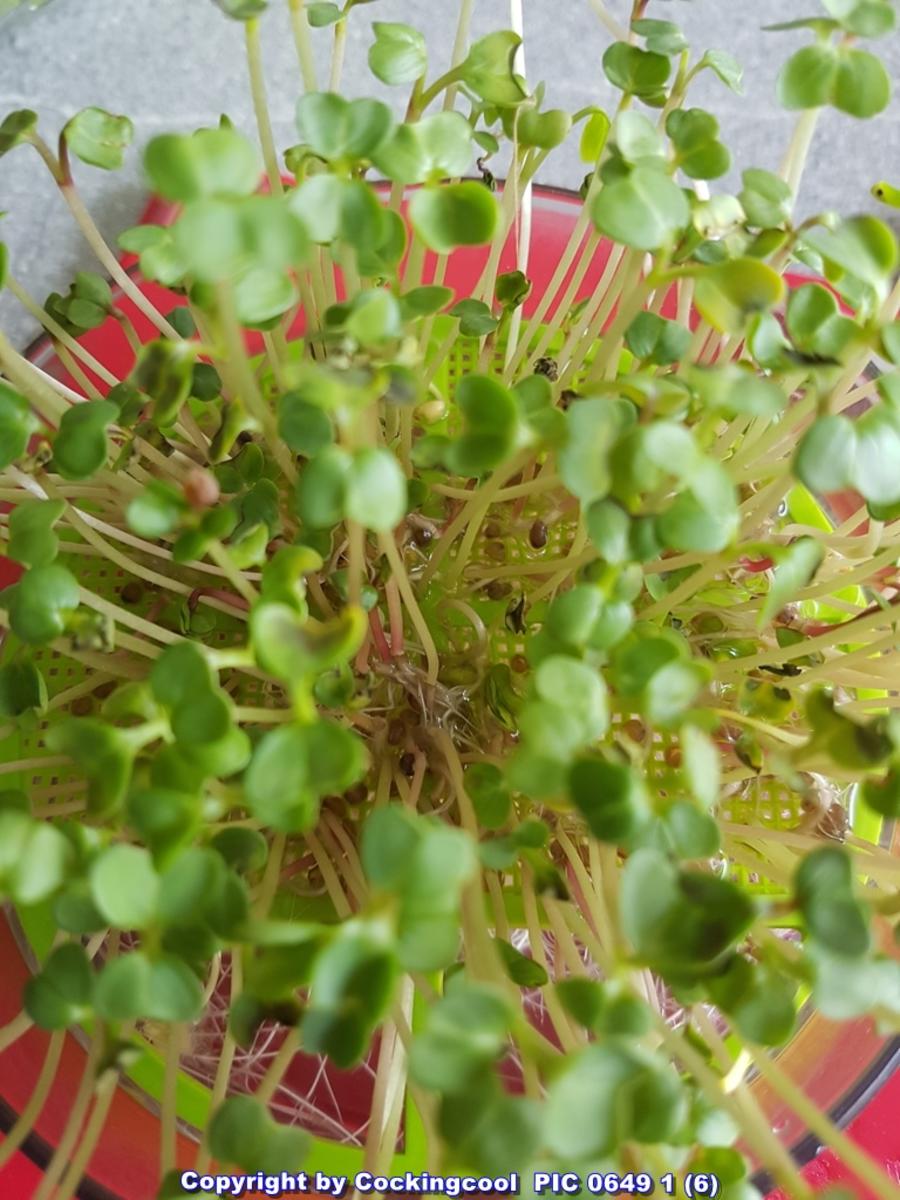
[
  {"x1": 780, "y1": 107, "x2": 821, "y2": 198},
  {"x1": 58, "y1": 180, "x2": 180, "y2": 340},
  {"x1": 245, "y1": 19, "x2": 285, "y2": 197},
  {"x1": 329, "y1": 18, "x2": 348, "y2": 91},
  {"x1": 0, "y1": 1030, "x2": 65, "y2": 1170},
  {"x1": 378, "y1": 531, "x2": 440, "y2": 685},
  {"x1": 160, "y1": 1024, "x2": 184, "y2": 1178},
  {"x1": 422, "y1": 450, "x2": 531, "y2": 587},
  {"x1": 442, "y1": 0, "x2": 475, "y2": 112},
  {"x1": 5, "y1": 276, "x2": 120, "y2": 387},
  {"x1": 503, "y1": 0, "x2": 531, "y2": 372},
  {"x1": 0, "y1": 329, "x2": 67, "y2": 422},
  {"x1": 55, "y1": 341, "x2": 103, "y2": 399},
  {"x1": 556, "y1": 245, "x2": 629, "y2": 388},
  {"x1": 521, "y1": 871, "x2": 582, "y2": 1052},
  {"x1": 0, "y1": 1009, "x2": 33, "y2": 1054},
  {"x1": 54, "y1": 1066, "x2": 120, "y2": 1200},
  {"x1": 216, "y1": 282, "x2": 297, "y2": 483},
  {"x1": 31, "y1": 1028, "x2": 105, "y2": 1200},
  {"x1": 347, "y1": 520, "x2": 366, "y2": 609},
  {"x1": 587, "y1": 0, "x2": 631, "y2": 41},
  {"x1": 207, "y1": 541, "x2": 259, "y2": 605},
  {"x1": 255, "y1": 832, "x2": 287, "y2": 917},
  {"x1": 307, "y1": 829, "x2": 353, "y2": 918},
  {"x1": 256, "y1": 1027, "x2": 300, "y2": 1105},
  {"x1": 196, "y1": 953, "x2": 241, "y2": 1173},
  {"x1": 287, "y1": 0, "x2": 318, "y2": 91}
]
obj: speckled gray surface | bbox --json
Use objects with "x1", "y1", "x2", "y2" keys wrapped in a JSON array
[{"x1": 1, "y1": 0, "x2": 899, "y2": 348}]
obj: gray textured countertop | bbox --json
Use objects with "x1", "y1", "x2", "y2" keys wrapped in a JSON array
[{"x1": 1, "y1": 0, "x2": 899, "y2": 348}]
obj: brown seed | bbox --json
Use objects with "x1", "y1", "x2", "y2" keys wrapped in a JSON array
[
  {"x1": 529, "y1": 520, "x2": 548, "y2": 549},
  {"x1": 486, "y1": 540, "x2": 506, "y2": 562},
  {"x1": 183, "y1": 467, "x2": 220, "y2": 509},
  {"x1": 412, "y1": 526, "x2": 434, "y2": 547},
  {"x1": 399, "y1": 752, "x2": 416, "y2": 777},
  {"x1": 93, "y1": 681, "x2": 117, "y2": 700},
  {"x1": 510, "y1": 654, "x2": 529, "y2": 674},
  {"x1": 483, "y1": 521, "x2": 503, "y2": 540},
  {"x1": 344, "y1": 782, "x2": 369, "y2": 805},
  {"x1": 534, "y1": 356, "x2": 559, "y2": 381},
  {"x1": 387, "y1": 718, "x2": 406, "y2": 746},
  {"x1": 665, "y1": 746, "x2": 683, "y2": 769},
  {"x1": 486, "y1": 581, "x2": 512, "y2": 601},
  {"x1": 70, "y1": 696, "x2": 93, "y2": 717},
  {"x1": 623, "y1": 718, "x2": 646, "y2": 743},
  {"x1": 559, "y1": 389, "x2": 578, "y2": 411},
  {"x1": 119, "y1": 581, "x2": 144, "y2": 605}
]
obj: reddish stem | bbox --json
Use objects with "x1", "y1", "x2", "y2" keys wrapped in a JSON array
[{"x1": 368, "y1": 608, "x2": 393, "y2": 663}]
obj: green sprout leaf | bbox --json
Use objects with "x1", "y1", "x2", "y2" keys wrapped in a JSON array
[
  {"x1": 740, "y1": 168, "x2": 793, "y2": 229},
  {"x1": 2, "y1": 563, "x2": 80, "y2": 645},
  {"x1": 45, "y1": 718, "x2": 134, "y2": 815},
  {"x1": 546, "y1": 1043, "x2": 685, "y2": 1159},
  {"x1": 245, "y1": 720, "x2": 367, "y2": 831},
  {"x1": 0, "y1": 382, "x2": 39, "y2": 469},
  {"x1": 446, "y1": 374, "x2": 519, "y2": 477},
  {"x1": 302, "y1": 915, "x2": 397, "y2": 1067},
  {"x1": 145, "y1": 128, "x2": 261, "y2": 201},
  {"x1": 212, "y1": 0, "x2": 268, "y2": 19},
  {"x1": 621, "y1": 848, "x2": 756, "y2": 976},
  {"x1": 208, "y1": 1095, "x2": 309, "y2": 1173},
  {"x1": 848, "y1": 405, "x2": 900, "y2": 506},
  {"x1": 778, "y1": 44, "x2": 839, "y2": 110},
  {"x1": 7, "y1": 498, "x2": 65, "y2": 568},
  {"x1": 372, "y1": 112, "x2": 474, "y2": 186},
  {"x1": 306, "y1": 1, "x2": 340, "y2": 26},
  {"x1": 0, "y1": 812, "x2": 72, "y2": 906},
  {"x1": 603, "y1": 42, "x2": 671, "y2": 103},
  {"x1": 786, "y1": 283, "x2": 856, "y2": 359},
  {"x1": 698, "y1": 50, "x2": 744, "y2": 94},
  {"x1": 833, "y1": 48, "x2": 892, "y2": 118},
  {"x1": 94, "y1": 951, "x2": 204, "y2": 1022},
  {"x1": 451, "y1": 299, "x2": 499, "y2": 339},
  {"x1": 694, "y1": 257, "x2": 785, "y2": 333},
  {"x1": 0, "y1": 109, "x2": 37, "y2": 157},
  {"x1": 90, "y1": 843, "x2": 160, "y2": 931},
  {"x1": 51, "y1": 399, "x2": 117, "y2": 481},
  {"x1": 251, "y1": 602, "x2": 365, "y2": 682},
  {"x1": 369, "y1": 22, "x2": 427, "y2": 85},
  {"x1": 625, "y1": 312, "x2": 690, "y2": 365},
  {"x1": 295, "y1": 93, "x2": 393, "y2": 163},
  {"x1": 410, "y1": 981, "x2": 512, "y2": 1093},
  {"x1": 592, "y1": 166, "x2": 689, "y2": 251},
  {"x1": 63, "y1": 108, "x2": 133, "y2": 171},
  {"x1": 568, "y1": 758, "x2": 650, "y2": 843},
  {"x1": 795, "y1": 415, "x2": 857, "y2": 494},
  {"x1": 457, "y1": 31, "x2": 527, "y2": 106},
  {"x1": 344, "y1": 447, "x2": 407, "y2": 531},
  {"x1": 24, "y1": 944, "x2": 92, "y2": 1030},
  {"x1": 795, "y1": 846, "x2": 870, "y2": 958},
  {"x1": 579, "y1": 108, "x2": 611, "y2": 162},
  {"x1": 0, "y1": 660, "x2": 46, "y2": 719},
  {"x1": 667, "y1": 108, "x2": 730, "y2": 180},
  {"x1": 409, "y1": 182, "x2": 499, "y2": 254}
]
